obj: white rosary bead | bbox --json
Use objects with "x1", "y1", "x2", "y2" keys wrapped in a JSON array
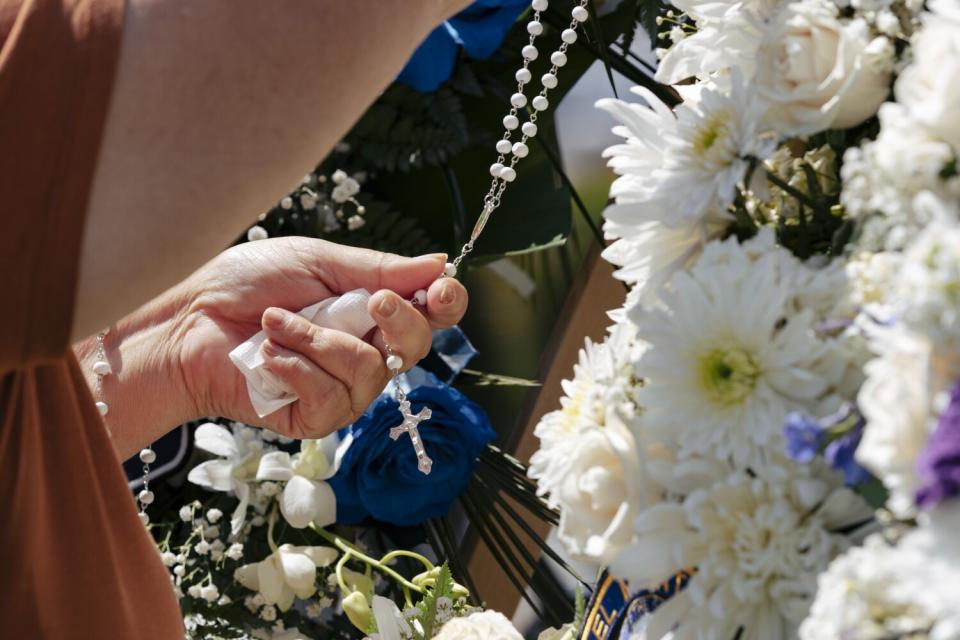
[
  {"x1": 541, "y1": 73, "x2": 558, "y2": 89},
  {"x1": 527, "y1": 20, "x2": 543, "y2": 36},
  {"x1": 92, "y1": 360, "x2": 111, "y2": 375},
  {"x1": 140, "y1": 448, "x2": 157, "y2": 464},
  {"x1": 413, "y1": 289, "x2": 428, "y2": 306},
  {"x1": 515, "y1": 68, "x2": 532, "y2": 85},
  {"x1": 490, "y1": 162, "x2": 505, "y2": 177},
  {"x1": 138, "y1": 490, "x2": 155, "y2": 505},
  {"x1": 500, "y1": 166, "x2": 517, "y2": 182},
  {"x1": 561, "y1": 28, "x2": 578, "y2": 44},
  {"x1": 386, "y1": 355, "x2": 404, "y2": 372},
  {"x1": 572, "y1": 5, "x2": 589, "y2": 21},
  {"x1": 510, "y1": 93, "x2": 528, "y2": 108},
  {"x1": 531, "y1": 0, "x2": 548, "y2": 10},
  {"x1": 495, "y1": 139, "x2": 513, "y2": 154},
  {"x1": 95, "y1": 401, "x2": 109, "y2": 416},
  {"x1": 512, "y1": 142, "x2": 529, "y2": 158},
  {"x1": 551, "y1": 51, "x2": 568, "y2": 67},
  {"x1": 138, "y1": 512, "x2": 150, "y2": 526},
  {"x1": 503, "y1": 114, "x2": 520, "y2": 130},
  {"x1": 522, "y1": 122, "x2": 538, "y2": 137},
  {"x1": 521, "y1": 44, "x2": 538, "y2": 61},
  {"x1": 532, "y1": 95, "x2": 549, "y2": 111},
  {"x1": 443, "y1": 262, "x2": 458, "y2": 278}
]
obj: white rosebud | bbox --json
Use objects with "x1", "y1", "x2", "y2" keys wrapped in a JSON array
[{"x1": 246, "y1": 225, "x2": 268, "y2": 242}]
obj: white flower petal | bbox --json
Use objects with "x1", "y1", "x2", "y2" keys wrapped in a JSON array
[
  {"x1": 297, "y1": 546, "x2": 339, "y2": 568},
  {"x1": 230, "y1": 481, "x2": 251, "y2": 537},
  {"x1": 234, "y1": 563, "x2": 260, "y2": 591},
  {"x1": 258, "y1": 558, "x2": 286, "y2": 605},
  {"x1": 257, "y1": 451, "x2": 294, "y2": 482},
  {"x1": 194, "y1": 422, "x2": 238, "y2": 457},
  {"x1": 279, "y1": 476, "x2": 337, "y2": 529},
  {"x1": 277, "y1": 545, "x2": 318, "y2": 599},
  {"x1": 371, "y1": 595, "x2": 404, "y2": 640},
  {"x1": 187, "y1": 459, "x2": 234, "y2": 491}
]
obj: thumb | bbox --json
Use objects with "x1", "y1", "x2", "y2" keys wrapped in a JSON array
[{"x1": 318, "y1": 243, "x2": 448, "y2": 297}]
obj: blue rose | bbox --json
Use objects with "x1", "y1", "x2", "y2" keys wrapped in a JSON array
[
  {"x1": 329, "y1": 371, "x2": 495, "y2": 526},
  {"x1": 397, "y1": 0, "x2": 530, "y2": 92}
]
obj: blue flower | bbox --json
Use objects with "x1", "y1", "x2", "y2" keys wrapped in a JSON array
[
  {"x1": 824, "y1": 428, "x2": 871, "y2": 486},
  {"x1": 784, "y1": 412, "x2": 824, "y2": 464},
  {"x1": 329, "y1": 372, "x2": 495, "y2": 526},
  {"x1": 397, "y1": 0, "x2": 530, "y2": 92}
]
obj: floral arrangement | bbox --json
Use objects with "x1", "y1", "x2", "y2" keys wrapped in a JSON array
[{"x1": 529, "y1": 0, "x2": 960, "y2": 637}]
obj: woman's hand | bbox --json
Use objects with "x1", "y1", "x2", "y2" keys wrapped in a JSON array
[
  {"x1": 77, "y1": 237, "x2": 468, "y2": 458},
  {"x1": 176, "y1": 237, "x2": 468, "y2": 439}
]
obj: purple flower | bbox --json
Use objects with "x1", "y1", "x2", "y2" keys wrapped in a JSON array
[
  {"x1": 916, "y1": 383, "x2": 960, "y2": 508},
  {"x1": 824, "y1": 427, "x2": 871, "y2": 486},
  {"x1": 784, "y1": 412, "x2": 824, "y2": 464}
]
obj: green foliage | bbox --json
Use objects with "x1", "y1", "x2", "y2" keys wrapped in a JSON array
[
  {"x1": 347, "y1": 85, "x2": 471, "y2": 173},
  {"x1": 418, "y1": 563, "x2": 456, "y2": 640},
  {"x1": 572, "y1": 585, "x2": 587, "y2": 633}
]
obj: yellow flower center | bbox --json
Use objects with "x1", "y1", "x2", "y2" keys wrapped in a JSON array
[{"x1": 697, "y1": 347, "x2": 760, "y2": 407}]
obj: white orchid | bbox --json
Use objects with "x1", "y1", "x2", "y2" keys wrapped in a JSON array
[
  {"x1": 256, "y1": 435, "x2": 339, "y2": 528},
  {"x1": 187, "y1": 422, "x2": 268, "y2": 535},
  {"x1": 234, "y1": 544, "x2": 338, "y2": 612}
]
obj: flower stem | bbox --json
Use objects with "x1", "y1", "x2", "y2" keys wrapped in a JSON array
[
  {"x1": 310, "y1": 524, "x2": 424, "y2": 595},
  {"x1": 266, "y1": 506, "x2": 279, "y2": 554},
  {"x1": 380, "y1": 550, "x2": 435, "y2": 572}
]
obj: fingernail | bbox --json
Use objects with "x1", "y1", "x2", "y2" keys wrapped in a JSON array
[
  {"x1": 439, "y1": 281, "x2": 456, "y2": 305},
  {"x1": 263, "y1": 307, "x2": 286, "y2": 330},
  {"x1": 421, "y1": 252, "x2": 448, "y2": 263},
  {"x1": 377, "y1": 294, "x2": 398, "y2": 318},
  {"x1": 262, "y1": 339, "x2": 281, "y2": 358}
]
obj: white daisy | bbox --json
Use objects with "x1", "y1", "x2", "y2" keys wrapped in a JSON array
[
  {"x1": 612, "y1": 456, "x2": 873, "y2": 640},
  {"x1": 634, "y1": 232, "x2": 836, "y2": 466}
]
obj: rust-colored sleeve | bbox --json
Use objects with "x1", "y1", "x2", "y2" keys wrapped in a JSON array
[{"x1": 0, "y1": 0, "x2": 126, "y2": 371}]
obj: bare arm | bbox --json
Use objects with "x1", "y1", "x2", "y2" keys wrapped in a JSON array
[{"x1": 74, "y1": 0, "x2": 471, "y2": 341}]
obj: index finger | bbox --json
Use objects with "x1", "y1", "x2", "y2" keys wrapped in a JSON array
[{"x1": 422, "y1": 276, "x2": 469, "y2": 329}]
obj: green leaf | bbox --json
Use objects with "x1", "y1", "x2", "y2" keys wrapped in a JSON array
[
  {"x1": 460, "y1": 368, "x2": 541, "y2": 387},
  {"x1": 573, "y1": 585, "x2": 587, "y2": 631},
  {"x1": 419, "y1": 563, "x2": 455, "y2": 640}
]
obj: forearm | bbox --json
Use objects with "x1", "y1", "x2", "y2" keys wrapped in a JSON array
[
  {"x1": 74, "y1": 0, "x2": 472, "y2": 341},
  {"x1": 74, "y1": 283, "x2": 197, "y2": 461}
]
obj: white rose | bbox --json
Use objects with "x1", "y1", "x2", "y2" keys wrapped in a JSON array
[
  {"x1": 537, "y1": 624, "x2": 576, "y2": 640},
  {"x1": 433, "y1": 611, "x2": 522, "y2": 640},
  {"x1": 756, "y1": 0, "x2": 890, "y2": 136},
  {"x1": 895, "y1": 3, "x2": 960, "y2": 148},
  {"x1": 533, "y1": 412, "x2": 653, "y2": 565}
]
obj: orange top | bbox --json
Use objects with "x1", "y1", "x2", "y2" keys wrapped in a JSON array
[{"x1": 0, "y1": 1, "x2": 182, "y2": 636}]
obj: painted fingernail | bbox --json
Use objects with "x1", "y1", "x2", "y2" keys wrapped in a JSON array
[
  {"x1": 377, "y1": 294, "x2": 398, "y2": 318},
  {"x1": 423, "y1": 252, "x2": 448, "y2": 262},
  {"x1": 263, "y1": 307, "x2": 286, "y2": 330},
  {"x1": 439, "y1": 281, "x2": 456, "y2": 305}
]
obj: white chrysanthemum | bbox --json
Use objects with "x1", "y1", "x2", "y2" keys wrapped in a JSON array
[
  {"x1": 596, "y1": 78, "x2": 773, "y2": 304},
  {"x1": 842, "y1": 104, "x2": 960, "y2": 249},
  {"x1": 612, "y1": 457, "x2": 872, "y2": 640},
  {"x1": 801, "y1": 504, "x2": 960, "y2": 640},
  {"x1": 799, "y1": 535, "x2": 940, "y2": 640},
  {"x1": 634, "y1": 231, "x2": 838, "y2": 465},
  {"x1": 895, "y1": 215, "x2": 960, "y2": 353},
  {"x1": 531, "y1": 323, "x2": 641, "y2": 448},
  {"x1": 656, "y1": 0, "x2": 785, "y2": 84},
  {"x1": 856, "y1": 328, "x2": 941, "y2": 518}
]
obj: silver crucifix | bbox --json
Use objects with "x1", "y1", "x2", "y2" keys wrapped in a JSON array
[{"x1": 389, "y1": 399, "x2": 433, "y2": 475}]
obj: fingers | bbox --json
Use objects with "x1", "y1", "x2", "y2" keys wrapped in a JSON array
[
  {"x1": 367, "y1": 290, "x2": 433, "y2": 370},
  {"x1": 261, "y1": 307, "x2": 390, "y2": 425},
  {"x1": 424, "y1": 276, "x2": 468, "y2": 329},
  {"x1": 310, "y1": 241, "x2": 448, "y2": 298}
]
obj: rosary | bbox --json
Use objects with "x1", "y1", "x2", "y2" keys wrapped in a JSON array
[
  {"x1": 111, "y1": 0, "x2": 592, "y2": 529},
  {"x1": 383, "y1": 0, "x2": 591, "y2": 475}
]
